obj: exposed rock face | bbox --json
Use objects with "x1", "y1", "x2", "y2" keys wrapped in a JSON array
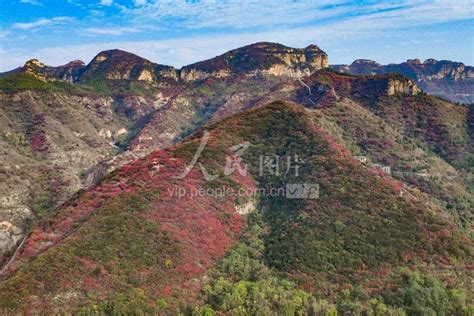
[
  {"x1": 180, "y1": 68, "x2": 230, "y2": 81},
  {"x1": 21, "y1": 59, "x2": 86, "y2": 82},
  {"x1": 235, "y1": 200, "x2": 256, "y2": 215},
  {"x1": 386, "y1": 77, "x2": 420, "y2": 95},
  {"x1": 0, "y1": 191, "x2": 32, "y2": 256},
  {"x1": 334, "y1": 59, "x2": 381, "y2": 75},
  {"x1": 180, "y1": 42, "x2": 328, "y2": 80},
  {"x1": 332, "y1": 59, "x2": 474, "y2": 103}
]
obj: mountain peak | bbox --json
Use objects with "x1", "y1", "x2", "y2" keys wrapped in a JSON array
[
  {"x1": 304, "y1": 43, "x2": 324, "y2": 52},
  {"x1": 79, "y1": 49, "x2": 177, "y2": 82},
  {"x1": 87, "y1": 49, "x2": 152, "y2": 67},
  {"x1": 64, "y1": 60, "x2": 85, "y2": 66},
  {"x1": 423, "y1": 58, "x2": 438, "y2": 65},
  {"x1": 407, "y1": 58, "x2": 422, "y2": 64},
  {"x1": 24, "y1": 59, "x2": 46, "y2": 68},
  {"x1": 93, "y1": 49, "x2": 145, "y2": 61},
  {"x1": 350, "y1": 59, "x2": 381, "y2": 66}
]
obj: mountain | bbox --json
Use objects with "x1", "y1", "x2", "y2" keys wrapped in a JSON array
[
  {"x1": 332, "y1": 59, "x2": 474, "y2": 104},
  {"x1": 180, "y1": 42, "x2": 328, "y2": 80},
  {"x1": 0, "y1": 42, "x2": 472, "y2": 314},
  {"x1": 0, "y1": 59, "x2": 86, "y2": 83},
  {"x1": 78, "y1": 49, "x2": 178, "y2": 83},
  {"x1": 0, "y1": 101, "x2": 471, "y2": 314}
]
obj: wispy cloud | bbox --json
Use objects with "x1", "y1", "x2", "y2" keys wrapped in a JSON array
[
  {"x1": 0, "y1": 30, "x2": 10, "y2": 39},
  {"x1": 19, "y1": 0, "x2": 42, "y2": 5},
  {"x1": 84, "y1": 27, "x2": 140, "y2": 35},
  {"x1": 133, "y1": 0, "x2": 147, "y2": 6},
  {"x1": 99, "y1": 0, "x2": 113, "y2": 6},
  {"x1": 13, "y1": 17, "x2": 73, "y2": 30},
  {"x1": 334, "y1": 0, "x2": 474, "y2": 30},
  {"x1": 122, "y1": 0, "x2": 349, "y2": 29},
  {"x1": 121, "y1": 0, "x2": 473, "y2": 30}
]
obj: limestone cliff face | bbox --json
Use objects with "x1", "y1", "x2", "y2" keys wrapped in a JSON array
[
  {"x1": 180, "y1": 68, "x2": 230, "y2": 81},
  {"x1": 180, "y1": 42, "x2": 328, "y2": 81},
  {"x1": 386, "y1": 77, "x2": 420, "y2": 96},
  {"x1": 421, "y1": 59, "x2": 473, "y2": 80}
]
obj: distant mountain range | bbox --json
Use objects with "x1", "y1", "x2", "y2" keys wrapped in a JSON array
[
  {"x1": 0, "y1": 42, "x2": 472, "y2": 314},
  {"x1": 332, "y1": 59, "x2": 474, "y2": 104},
  {"x1": 2, "y1": 43, "x2": 472, "y2": 104}
]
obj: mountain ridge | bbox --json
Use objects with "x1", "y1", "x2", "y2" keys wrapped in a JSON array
[
  {"x1": 4, "y1": 42, "x2": 330, "y2": 84},
  {"x1": 3, "y1": 42, "x2": 471, "y2": 104},
  {"x1": 332, "y1": 58, "x2": 474, "y2": 104}
]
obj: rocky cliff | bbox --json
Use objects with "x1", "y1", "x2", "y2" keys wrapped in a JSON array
[{"x1": 386, "y1": 76, "x2": 420, "y2": 95}]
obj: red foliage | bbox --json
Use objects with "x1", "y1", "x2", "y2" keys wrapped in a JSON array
[
  {"x1": 402, "y1": 252, "x2": 413, "y2": 263},
  {"x1": 7, "y1": 145, "x2": 250, "y2": 299},
  {"x1": 29, "y1": 131, "x2": 47, "y2": 152},
  {"x1": 84, "y1": 276, "x2": 96, "y2": 289},
  {"x1": 27, "y1": 113, "x2": 48, "y2": 153}
]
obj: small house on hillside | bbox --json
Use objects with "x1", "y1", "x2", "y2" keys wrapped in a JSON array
[
  {"x1": 353, "y1": 156, "x2": 368, "y2": 163},
  {"x1": 371, "y1": 163, "x2": 391, "y2": 174}
]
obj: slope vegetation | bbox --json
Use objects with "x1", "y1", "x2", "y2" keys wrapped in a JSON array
[{"x1": 0, "y1": 102, "x2": 471, "y2": 314}]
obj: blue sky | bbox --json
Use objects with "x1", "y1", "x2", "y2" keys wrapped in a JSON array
[{"x1": 0, "y1": 0, "x2": 473, "y2": 71}]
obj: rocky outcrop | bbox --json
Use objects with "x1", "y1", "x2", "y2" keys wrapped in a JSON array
[
  {"x1": 20, "y1": 59, "x2": 86, "y2": 83},
  {"x1": 386, "y1": 77, "x2": 420, "y2": 96},
  {"x1": 0, "y1": 191, "x2": 32, "y2": 257},
  {"x1": 180, "y1": 42, "x2": 328, "y2": 81},
  {"x1": 180, "y1": 68, "x2": 230, "y2": 81},
  {"x1": 334, "y1": 59, "x2": 381, "y2": 75}
]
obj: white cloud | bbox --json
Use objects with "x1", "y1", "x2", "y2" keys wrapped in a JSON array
[
  {"x1": 99, "y1": 0, "x2": 113, "y2": 6},
  {"x1": 13, "y1": 17, "x2": 73, "y2": 30},
  {"x1": 133, "y1": 0, "x2": 147, "y2": 6},
  {"x1": 84, "y1": 27, "x2": 140, "y2": 35},
  {"x1": 333, "y1": 0, "x2": 474, "y2": 31},
  {"x1": 0, "y1": 30, "x2": 10, "y2": 39},
  {"x1": 89, "y1": 10, "x2": 105, "y2": 17},
  {"x1": 19, "y1": 0, "x2": 41, "y2": 5}
]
